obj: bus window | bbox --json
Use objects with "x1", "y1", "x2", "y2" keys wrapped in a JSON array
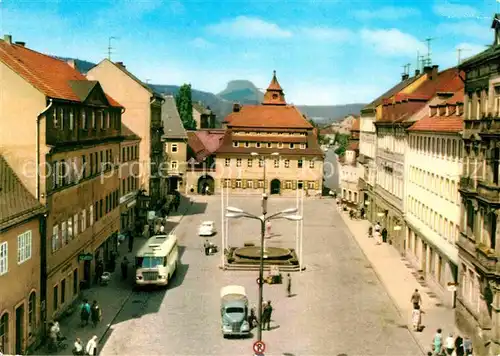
[{"x1": 141, "y1": 256, "x2": 164, "y2": 268}]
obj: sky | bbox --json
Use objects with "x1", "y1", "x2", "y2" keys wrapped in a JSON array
[{"x1": 0, "y1": 0, "x2": 498, "y2": 105}]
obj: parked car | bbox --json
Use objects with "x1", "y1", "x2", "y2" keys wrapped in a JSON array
[{"x1": 198, "y1": 221, "x2": 216, "y2": 236}]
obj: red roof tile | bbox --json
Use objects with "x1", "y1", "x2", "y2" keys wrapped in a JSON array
[
  {"x1": 408, "y1": 115, "x2": 463, "y2": 133},
  {"x1": 225, "y1": 105, "x2": 312, "y2": 129},
  {"x1": 195, "y1": 129, "x2": 225, "y2": 153},
  {"x1": 232, "y1": 135, "x2": 307, "y2": 143},
  {"x1": 0, "y1": 40, "x2": 121, "y2": 106},
  {"x1": 445, "y1": 91, "x2": 464, "y2": 104}
]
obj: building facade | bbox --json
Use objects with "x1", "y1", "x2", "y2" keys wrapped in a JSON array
[
  {"x1": 0, "y1": 37, "x2": 122, "y2": 323},
  {"x1": 358, "y1": 105, "x2": 377, "y2": 221},
  {"x1": 456, "y1": 15, "x2": 500, "y2": 354},
  {"x1": 340, "y1": 118, "x2": 361, "y2": 205},
  {"x1": 87, "y1": 59, "x2": 167, "y2": 210},
  {"x1": 162, "y1": 95, "x2": 188, "y2": 194},
  {"x1": 119, "y1": 125, "x2": 140, "y2": 234},
  {"x1": 193, "y1": 101, "x2": 216, "y2": 129},
  {"x1": 215, "y1": 72, "x2": 324, "y2": 196},
  {"x1": 0, "y1": 156, "x2": 46, "y2": 355},
  {"x1": 405, "y1": 91, "x2": 464, "y2": 308}
]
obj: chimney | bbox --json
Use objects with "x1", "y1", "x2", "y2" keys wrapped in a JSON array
[
  {"x1": 432, "y1": 65, "x2": 439, "y2": 78},
  {"x1": 115, "y1": 61, "x2": 125, "y2": 68},
  {"x1": 233, "y1": 103, "x2": 241, "y2": 112},
  {"x1": 14, "y1": 41, "x2": 25, "y2": 47},
  {"x1": 415, "y1": 69, "x2": 420, "y2": 76},
  {"x1": 402, "y1": 73, "x2": 409, "y2": 81},
  {"x1": 3, "y1": 35, "x2": 12, "y2": 44},
  {"x1": 423, "y1": 66, "x2": 433, "y2": 77}
]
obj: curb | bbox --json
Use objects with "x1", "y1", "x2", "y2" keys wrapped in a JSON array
[
  {"x1": 337, "y1": 208, "x2": 427, "y2": 356},
  {"x1": 98, "y1": 198, "x2": 194, "y2": 346}
]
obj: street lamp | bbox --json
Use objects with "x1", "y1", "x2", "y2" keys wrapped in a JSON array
[
  {"x1": 225, "y1": 201, "x2": 302, "y2": 344},
  {"x1": 251, "y1": 152, "x2": 279, "y2": 194}
]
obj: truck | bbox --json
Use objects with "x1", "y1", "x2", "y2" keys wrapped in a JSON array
[{"x1": 220, "y1": 285, "x2": 250, "y2": 337}]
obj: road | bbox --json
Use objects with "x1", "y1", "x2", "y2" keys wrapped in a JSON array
[
  {"x1": 323, "y1": 147, "x2": 340, "y2": 192},
  {"x1": 99, "y1": 196, "x2": 421, "y2": 356}
]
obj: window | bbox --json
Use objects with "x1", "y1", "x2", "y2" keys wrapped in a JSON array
[
  {"x1": 236, "y1": 159, "x2": 242, "y2": 167},
  {"x1": 289, "y1": 143, "x2": 295, "y2": 149},
  {"x1": 99, "y1": 199, "x2": 103, "y2": 218},
  {"x1": 171, "y1": 144, "x2": 178, "y2": 152},
  {"x1": 0, "y1": 313, "x2": 8, "y2": 353},
  {"x1": 100, "y1": 111, "x2": 104, "y2": 129},
  {"x1": 224, "y1": 179, "x2": 231, "y2": 188},
  {"x1": 284, "y1": 159, "x2": 290, "y2": 168},
  {"x1": 81, "y1": 209, "x2": 86, "y2": 232},
  {"x1": 247, "y1": 180, "x2": 254, "y2": 188},
  {"x1": 61, "y1": 279, "x2": 66, "y2": 304},
  {"x1": 17, "y1": 230, "x2": 32, "y2": 264},
  {"x1": 259, "y1": 158, "x2": 264, "y2": 167},
  {"x1": 285, "y1": 181, "x2": 292, "y2": 189},
  {"x1": 277, "y1": 142, "x2": 283, "y2": 148},
  {"x1": 309, "y1": 160, "x2": 315, "y2": 168},
  {"x1": 247, "y1": 159, "x2": 253, "y2": 167},
  {"x1": 298, "y1": 159, "x2": 303, "y2": 168},
  {"x1": 256, "y1": 142, "x2": 261, "y2": 148},
  {"x1": 52, "y1": 225, "x2": 59, "y2": 252},
  {"x1": 89, "y1": 205, "x2": 94, "y2": 226},
  {"x1": 236, "y1": 180, "x2": 242, "y2": 188},
  {"x1": 59, "y1": 108, "x2": 64, "y2": 130},
  {"x1": 69, "y1": 110, "x2": 74, "y2": 130},
  {"x1": 73, "y1": 214, "x2": 79, "y2": 237},
  {"x1": 28, "y1": 292, "x2": 36, "y2": 336},
  {"x1": 267, "y1": 143, "x2": 272, "y2": 148},
  {"x1": 73, "y1": 269, "x2": 78, "y2": 295},
  {"x1": 308, "y1": 181, "x2": 315, "y2": 189},
  {"x1": 81, "y1": 110, "x2": 87, "y2": 129},
  {"x1": 225, "y1": 158, "x2": 230, "y2": 167},
  {"x1": 300, "y1": 143, "x2": 306, "y2": 149},
  {"x1": 258, "y1": 180, "x2": 264, "y2": 188},
  {"x1": 53, "y1": 285, "x2": 59, "y2": 311},
  {"x1": 91, "y1": 110, "x2": 96, "y2": 128},
  {"x1": 274, "y1": 159, "x2": 279, "y2": 168},
  {"x1": 67, "y1": 217, "x2": 73, "y2": 240},
  {"x1": 232, "y1": 142, "x2": 239, "y2": 147},
  {"x1": 171, "y1": 161, "x2": 178, "y2": 169},
  {"x1": 62, "y1": 221, "x2": 68, "y2": 245},
  {"x1": 0, "y1": 242, "x2": 7, "y2": 275},
  {"x1": 106, "y1": 112, "x2": 110, "y2": 128}
]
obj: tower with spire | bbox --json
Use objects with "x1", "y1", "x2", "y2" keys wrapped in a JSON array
[{"x1": 262, "y1": 70, "x2": 286, "y2": 105}]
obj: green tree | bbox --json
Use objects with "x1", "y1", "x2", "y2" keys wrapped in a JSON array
[
  {"x1": 334, "y1": 134, "x2": 349, "y2": 156},
  {"x1": 175, "y1": 84, "x2": 197, "y2": 130}
]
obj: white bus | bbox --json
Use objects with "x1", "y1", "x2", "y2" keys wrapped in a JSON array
[{"x1": 135, "y1": 234, "x2": 179, "y2": 286}]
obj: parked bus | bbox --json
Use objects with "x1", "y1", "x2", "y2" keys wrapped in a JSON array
[{"x1": 135, "y1": 234, "x2": 178, "y2": 287}]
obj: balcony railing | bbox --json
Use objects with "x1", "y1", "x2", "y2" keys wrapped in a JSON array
[{"x1": 477, "y1": 180, "x2": 500, "y2": 203}]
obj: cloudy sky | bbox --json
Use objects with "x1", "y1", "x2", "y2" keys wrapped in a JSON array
[{"x1": 0, "y1": 0, "x2": 497, "y2": 105}]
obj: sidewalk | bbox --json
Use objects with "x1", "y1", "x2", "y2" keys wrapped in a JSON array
[
  {"x1": 337, "y1": 207, "x2": 460, "y2": 355},
  {"x1": 37, "y1": 196, "x2": 193, "y2": 355}
]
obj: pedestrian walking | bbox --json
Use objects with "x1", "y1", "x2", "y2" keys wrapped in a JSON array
[
  {"x1": 90, "y1": 300, "x2": 102, "y2": 328},
  {"x1": 204, "y1": 239, "x2": 210, "y2": 256},
  {"x1": 368, "y1": 226, "x2": 373, "y2": 238},
  {"x1": 127, "y1": 229, "x2": 134, "y2": 252},
  {"x1": 95, "y1": 260, "x2": 104, "y2": 285},
  {"x1": 85, "y1": 335, "x2": 98, "y2": 356},
  {"x1": 72, "y1": 338, "x2": 84, "y2": 355},
  {"x1": 80, "y1": 300, "x2": 91, "y2": 327},
  {"x1": 411, "y1": 289, "x2": 422, "y2": 309},
  {"x1": 462, "y1": 336, "x2": 473, "y2": 356},
  {"x1": 445, "y1": 333, "x2": 455, "y2": 355},
  {"x1": 263, "y1": 300, "x2": 273, "y2": 331},
  {"x1": 374, "y1": 222, "x2": 381, "y2": 233},
  {"x1": 455, "y1": 335, "x2": 464, "y2": 356},
  {"x1": 286, "y1": 273, "x2": 292, "y2": 297},
  {"x1": 121, "y1": 257, "x2": 129, "y2": 280},
  {"x1": 433, "y1": 328, "x2": 443, "y2": 355},
  {"x1": 381, "y1": 227, "x2": 388, "y2": 243},
  {"x1": 411, "y1": 306, "x2": 421, "y2": 331}
]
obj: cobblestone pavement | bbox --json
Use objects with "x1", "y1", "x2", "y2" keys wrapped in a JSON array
[
  {"x1": 337, "y1": 205, "x2": 460, "y2": 355},
  {"x1": 36, "y1": 196, "x2": 193, "y2": 356},
  {"x1": 98, "y1": 195, "x2": 421, "y2": 356}
]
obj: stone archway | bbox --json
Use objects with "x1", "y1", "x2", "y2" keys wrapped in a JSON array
[
  {"x1": 270, "y1": 179, "x2": 281, "y2": 195},
  {"x1": 198, "y1": 175, "x2": 215, "y2": 195}
]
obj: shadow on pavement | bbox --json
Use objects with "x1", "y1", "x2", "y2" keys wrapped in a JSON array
[
  {"x1": 166, "y1": 246, "x2": 189, "y2": 290},
  {"x1": 168, "y1": 197, "x2": 206, "y2": 217}
]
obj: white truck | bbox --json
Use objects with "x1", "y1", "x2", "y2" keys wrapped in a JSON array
[{"x1": 220, "y1": 285, "x2": 250, "y2": 337}]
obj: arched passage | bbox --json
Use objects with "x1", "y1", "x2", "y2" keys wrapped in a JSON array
[
  {"x1": 198, "y1": 175, "x2": 215, "y2": 195},
  {"x1": 270, "y1": 179, "x2": 281, "y2": 195}
]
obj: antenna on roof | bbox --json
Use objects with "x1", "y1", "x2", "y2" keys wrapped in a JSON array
[
  {"x1": 108, "y1": 36, "x2": 118, "y2": 60},
  {"x1": 145, "y1": 79, "x2": 151, "y2": 84},
  {"x1": 424, "y1": 37, "x2": 434, "y2": 66},
  {"x1": 457, "y1": 48, "x2": 471, "y2": 65}
]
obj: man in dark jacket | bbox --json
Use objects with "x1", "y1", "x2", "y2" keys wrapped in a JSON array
[
  {"x1": 262, "y1": 301, "x2": 273, "y2": 330},
  {"x1": 381, "y1": 228, "x2": 388, "y2": 243}
]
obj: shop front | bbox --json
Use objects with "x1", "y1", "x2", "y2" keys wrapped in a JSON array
[{"x1": 120, "y1": 190, "x2": 138, "y2": 234}]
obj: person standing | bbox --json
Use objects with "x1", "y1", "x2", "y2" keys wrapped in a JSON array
[
  {"x1": 80, "y1": 300, "x2": 91, "y2": 327},
  {"x1": 127, "y1": 229, "x2": 134, "y2": 253},
  {"x1": 95, "y1": 260, "x2": 104, "y2": 285},
  {"x1": 90, "y1": 300, "x2": 102, "y2": 328},
  {"x1": 445, "y1": 333, "x2": 455, "y2": 355},
  {"x1": 263, "y1": 300, "x2": 273, "y2": 331},
  {"x1": 433, "y1": 329, "x2": 443, "y2": 356},
  {"x1": 411, "y1": 306, "x2": 421, "y2": 331},
  {"x1": 381, "y1": 227, "x2": 388, "y2": 243},
  {"x1": 454, "y1": 335, "x2": 464, "y2": 356},
  {"x1": 286, "y1": 273, "x2": 292, "y2": 297},
  {"x1": 85, "y1": 335, "x2": 98, "y2": 356},
  {"x1": 462, "y1": 336, "x2": 473, "y2": 356},
  {"x1": 121, "y1": 257, "x2": 129, "y2": 280},
  {"x1": 72, "y1": 338, "x2": 84, "y2": 355},
  {"x1": 411, "y1": 289, "x2": 422, "y2": 309}
]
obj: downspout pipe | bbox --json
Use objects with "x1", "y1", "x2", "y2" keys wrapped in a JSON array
[{"x1": 36, "y1": 99, "x2": 53, "y2": 200}]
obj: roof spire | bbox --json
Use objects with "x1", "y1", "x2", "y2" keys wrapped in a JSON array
[{"x1": 263, "y1": 70, "x2": 286, "y2": 106}]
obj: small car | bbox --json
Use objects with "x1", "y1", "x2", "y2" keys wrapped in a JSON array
[{"x1": 198, "y1": 221, "x2": 216, "y2": 236}]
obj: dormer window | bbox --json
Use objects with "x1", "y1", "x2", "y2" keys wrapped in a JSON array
[
  {"x1": 267, "y1": 143, "x2": 272, "y2": 148},
  {"x1": 256, "y1": 142, "x2": 261, "y2": 148},
  {"x1": 289, "y1": 143, "x2": 295, "y2": 149},
  {"x1": 277, "y1": 142, "x2": 283, "y2": 148},
  {"x1": 244, "y1": 142, "x2": 250, "y2": 148},
  {"x1": 233, "y1": 141, "x2": 239, "y2": 147},
  {"x1": 300, "y1": 143, "x2": 306, "y2": 149}
]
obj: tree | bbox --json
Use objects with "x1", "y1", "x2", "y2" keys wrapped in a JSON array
[
  {"x1": 175, "y1": 84, "x2": 197, "y2": 130},
  {"x1": 334, "y1": 134, "x2": 349, "y2": 156}
]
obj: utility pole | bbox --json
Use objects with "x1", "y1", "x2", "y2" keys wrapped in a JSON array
[
  {"x1": 108, "y1": 36, "x2": 117, "y2": 60},
  {"x1": 457, "y1": 48, "x2": 471, "y2": 65},
  {"x1": 406, "y1": 63, "x2": 411, "y2": 74},
  {"x1": 424, "y1": 37, "x2": 434, "y2": 66}
]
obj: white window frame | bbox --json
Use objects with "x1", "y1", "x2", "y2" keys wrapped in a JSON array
[
  {"x1": 308, "y1": 181, "x2": 315, "y2": 189},
  {"x1": 274, "y1": 159, "x2": 279, "y2": 168},
  {"x1": 73, "y1": 214, "x2": 79, "y2": 237},
  {"x1": 0, "y1": 242, "x2": 7, "y2": 275},
  {"x1": 247, "y1": 180, "x2": 254, "y2": 188},
  {"x1": 62, "y1": 221, "x2": 68, "y2": 245},
  {"x1": 267, "y1": 143, "x2": 272, "y2": 148},
  {"x1": 52, "y1": 225, "x2": 59, "y2": 253},
  {"x1": 244, "y1": 142, "x2": 249, "y2": 148},
  {"x1": 285, "y1": 181, "x2": 292, "y2": 189},
  {"x1": 284, "y1": 159, "x2": 290, "y2": 168},
  {"x1": 309, "y1": 160, "x2": 315, "y2": 168},
  {"x1": 171, "y1": 161, "x2": 178, "y2": 169},
  {"x1": 289, "y1": 143, "x2": 294, "y2": 149},
  {"x1": 171, "y1": 143, "x2": 178, "y2": 153},
  {"x1": 236, "y1": 158, "x2": 242, "y2": 167},
  {"x1": 236, "y1": 180, "x2": 242, "y2": 188},
  {"x1": 81, "y1": 209, "x2": 86, "y2": 232},
  {"x1": 247, "y1": 159, "x2": 253, "y2": 167},
  {"x1": 17, "y1": 230, "x2": 32, "y2": 264},
  {"x1": 232, "y1": 142, "x2": 239, "y2": 148},
  {"x1": 225, "y1": 158, "x2": 230, "y2": 167},
  {"x1": 256, "y1": 142, "x2": 261, "y2": 148}
]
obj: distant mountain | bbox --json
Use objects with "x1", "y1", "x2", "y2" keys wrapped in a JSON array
[{"x1": 56, "y1": 56, "x2": 365, "y2": 123}]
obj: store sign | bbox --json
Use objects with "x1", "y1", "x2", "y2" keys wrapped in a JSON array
[
  {"x1": 78, "y1": 253, "x2": 93, "y2": 261},
  {"x1": 120, "y1": 191, "x2": 136, "y2": 205}
]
